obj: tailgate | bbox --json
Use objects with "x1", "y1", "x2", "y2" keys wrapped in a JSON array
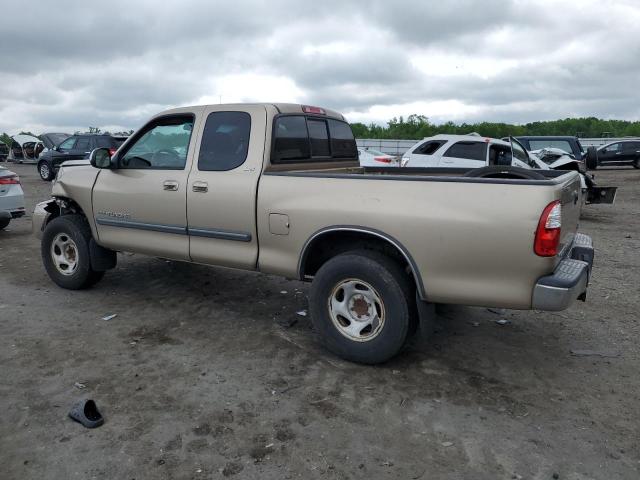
[{"x1": 557, "y1": 172, "x2": 582, "y2": 256}]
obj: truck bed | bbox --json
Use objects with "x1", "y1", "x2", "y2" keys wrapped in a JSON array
[{"x1": 257, "y1": 166, "x2": 583, "y2": 309}]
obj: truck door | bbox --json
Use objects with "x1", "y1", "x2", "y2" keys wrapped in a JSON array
[
  {"x1": 438, "y1": 140, "x2": 487, "y2": 168},
  {"x1": 186, "y1": 105, "x2": 266, "y2": 269},
  {"x1": 92, "y1": 113, "x2": 197, "y2": 260}
]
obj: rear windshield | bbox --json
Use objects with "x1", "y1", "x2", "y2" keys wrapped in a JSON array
[{"x1": 272, "y1": 115, "x2": 357, "y2": 163}]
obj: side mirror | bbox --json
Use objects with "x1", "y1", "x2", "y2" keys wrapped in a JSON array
[
  {"x1": 89, "y1": 148, "x2": 113, "y2": 169},
  {"x1": 52, "y1": 145, "x2": 58, "y2": 151}
]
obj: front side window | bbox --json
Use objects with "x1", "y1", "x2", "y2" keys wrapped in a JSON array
[
  {"x1": 120, "y1": 115, "x2": 193, "y2": 169},
  {"x1": 414, "y1": 140, "x2": 445, "y2": 155},
  {"x1": 604, "y1": 143, "x2": 621, "y2": 153},
  {"x1": 198, "y1": 111, "x2": 251, "y2": 171},
  {"x1": 511, "y1": 138, "x2": 530, "y2": 163},
  {"x1": 444, "y1": 141, "x2": 487, "y2": 161},
  {"x1": 58, "y1": 137, "x2": 76, "y2": 152}
]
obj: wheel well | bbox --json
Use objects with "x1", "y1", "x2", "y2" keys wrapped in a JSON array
[
  {"x1": 299, "y1": 229, "x2": 425, "y2": 298},
  {"x1": 44, "y1": 197, "x2": 88, "y2": 226}
]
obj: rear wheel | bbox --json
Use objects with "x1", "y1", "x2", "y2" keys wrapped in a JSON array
[
  {"x1": 633, "y1": 157, "x2": 640, "y2": 169},
  {"x1": 38, "y1": 161, "x2": 55, "y2": 181},
  {"x1": 309, "y1": 250, "x2": 414, "y2": 364},
  {"x1": 41, "y1": 215, "x2": 105, "y2": 289}
]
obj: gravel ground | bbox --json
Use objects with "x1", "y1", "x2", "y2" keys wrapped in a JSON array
[{"x1": 1, "y1": 163, "x2": 639, "y2": 480}]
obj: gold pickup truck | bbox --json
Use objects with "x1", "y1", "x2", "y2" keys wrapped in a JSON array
[{"x1": 33, "y1": 103, "x2": 594, "y2": 364}]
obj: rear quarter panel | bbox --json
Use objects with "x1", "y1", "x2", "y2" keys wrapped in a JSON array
[{"x1": 257, "y1": 173, "x2": 579, "y2": 309}]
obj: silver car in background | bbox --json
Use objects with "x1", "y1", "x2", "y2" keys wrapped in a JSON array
[
  {"x1": 357, "y1": 147, "x2": 399, "y2": 167},
  {"x1": 0, "y1": 165, "x2": 25, "y2": 230}
]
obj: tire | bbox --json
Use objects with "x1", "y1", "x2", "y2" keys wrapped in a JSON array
[
  {"x1": 464, "y1": 165, "x2": 546, "y2": 180},
  {"x1": 586, "y1": 147, "x2": 598, "y2": 170},
  {"x1": 0, "y1": 217, "x2": 10, "y2": 230},
  {"x1": 309, "y1": 250, "x2": 415, "y2": 364},
  {"x1": 633, "y1": 157, "x2": 640, "y2": 169},
  {"x1": 38, "y1": 161, "x2": 55, "y2": 181},
  {"x1": 41, "y1": 215, "x2": 105, "y2": 289}
]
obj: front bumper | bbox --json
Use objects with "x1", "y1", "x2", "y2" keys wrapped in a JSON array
[
  {"x1": 532, "y1": 233, "x2": 594, "y2": 311},
  {"x1": 32, "y1": 200, "x2": 53, "y2": 239}
]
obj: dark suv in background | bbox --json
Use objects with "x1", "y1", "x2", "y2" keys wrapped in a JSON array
[
  {"x1": 596, "y1": 140, "x2": 640, "y2": 169},
  {"x1": 37, "y1": 134, "x2": 127, "y2": 180}
]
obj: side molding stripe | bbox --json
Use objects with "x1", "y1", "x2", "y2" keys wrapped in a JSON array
[
  {"x1": 95, "y1": 217, "x2": 186, "y2": 235},
  {"x1": 95, "y1": 217, "x2": 251, "y2": 242}
]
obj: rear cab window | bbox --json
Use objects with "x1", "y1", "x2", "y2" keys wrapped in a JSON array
[{"x1": 272, "y1": 115, "x2": 357, "y2": 164}]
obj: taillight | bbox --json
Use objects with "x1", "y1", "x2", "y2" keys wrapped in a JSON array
[
  {"x1": 0, "y1": 175, "x2": 20, "y2": 185},
  {"x1": 534, "y1": 200, "x2": 562, "y2": 256},
  {"x1": 302, "y1": 105, "x2": 326, "y2": 115},
  {"x1": 374, "y1": 156, "x2": 392, "y2": 163},
  {"x1": 108, "y1": 148, "x2": 117, "y2": 156}
]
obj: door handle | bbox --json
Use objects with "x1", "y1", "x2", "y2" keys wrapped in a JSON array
[
  {"x1": 192, "y1": 181, "x2": 208, "y2": 193},
  {"x1": 163, "y1": 180, "x2": 179, "y2": 191}
]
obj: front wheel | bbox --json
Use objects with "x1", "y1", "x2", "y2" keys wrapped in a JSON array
[
  {"x1": 38, "y1": 161, "x2": 55, "y2": 181},
  {"x1": 309, "y1": 250, "x2": 414, "y2": 364},
  {"x1": 0, "y1": 217, "x2": 10, "y2": 230},
  {"x1": 41, "y1": 215, "x2": 105, "y2": 289}
]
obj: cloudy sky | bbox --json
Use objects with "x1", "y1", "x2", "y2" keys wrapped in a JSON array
[{"x1": 1, "y1": 0, "x2": 639, "y2": 135}]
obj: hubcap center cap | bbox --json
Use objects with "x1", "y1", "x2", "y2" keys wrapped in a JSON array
[
  {"x1": 65, "y1": 246, "x2": 76, "y2": 262},
  {"x1": 349, "y1": 295, "x2": 372, "y2": 320}
]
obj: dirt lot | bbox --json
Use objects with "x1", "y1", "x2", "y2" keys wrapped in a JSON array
[{"x1": 1, "y1": 163, "x2": 639, "y2": 480}]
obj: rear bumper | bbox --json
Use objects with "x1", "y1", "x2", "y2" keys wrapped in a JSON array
[{"x1": 532, "y1": 233, "x2": 594, "y2": 311}]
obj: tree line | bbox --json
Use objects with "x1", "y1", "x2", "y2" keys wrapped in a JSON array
[{"x1": 350, "y1": 115, "x2": 640, "y2": 140}]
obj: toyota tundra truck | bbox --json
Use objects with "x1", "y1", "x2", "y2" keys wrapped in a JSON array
[{"x1": 32, "y1": 103, "x2": 594, "y2": 364}]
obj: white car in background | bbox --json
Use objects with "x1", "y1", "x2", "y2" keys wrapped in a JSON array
[
  {"x1": 0, "y1": 165, "x2": 25, "y2": 230},
  {"x1": 357, "y1": 148, "x2": 399, "y2": 167},
  {"x1": 400, "y1": 134, "x2": 535, "y2": 169}
]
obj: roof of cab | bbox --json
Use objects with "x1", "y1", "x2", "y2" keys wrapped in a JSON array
[{"x1": 154, "y1": 103, "x2": 345, "y2": 121}]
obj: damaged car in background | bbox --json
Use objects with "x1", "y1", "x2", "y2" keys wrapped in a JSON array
[
  {"x1": 0, "y1": 165, "x2": 25, "y2": 229},
  {"x1": 401, "y1": 134, "x2": 616, "y2": 205},
  {"x1": 529, "y1": 147, "x2": 617, "y2": 204},
  {"x1": 7, "y1": 134, "x2": 44, "y2": 163}
]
